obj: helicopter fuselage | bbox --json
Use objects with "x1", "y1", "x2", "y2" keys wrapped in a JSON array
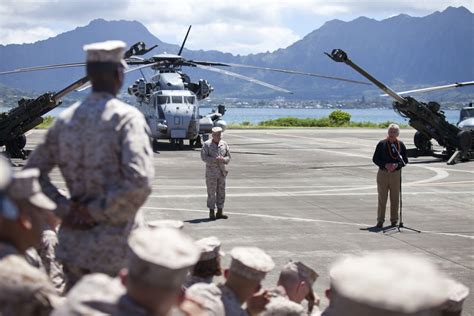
[{"x1": 150, "y1": 89, "x2": 198, "y2": 140}]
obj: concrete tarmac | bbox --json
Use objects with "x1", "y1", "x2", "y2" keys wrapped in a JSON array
[{"x1": 15, "y1": 128, "x2": 474, "y2": 313}]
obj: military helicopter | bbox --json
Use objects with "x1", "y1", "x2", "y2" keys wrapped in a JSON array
[
  {"x1": 326, "y1": 49, "x2": 474, "y2": 164},
  {"x1": 106, "y1": 26, "x2": 373, "y2": 149},
  {"x1": 0, "y1": 26, "x2": 371, "y2": 155}
]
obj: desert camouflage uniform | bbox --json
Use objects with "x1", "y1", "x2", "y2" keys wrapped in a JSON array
[
  {"x1": 24, "y1": 230, "x2": 65, "y2": 294},
  {"x1": 201, "y1": 139, "x2": 231, "y2": 210},
  {"x1": 39, "y1": 229, "x2": 66, "y2": 294},
  {"x1": 54, "y1": 273, "x2": 165, "y2": 316},
  {"x1": 25, "y1": 92, "x2": 154, "y2": 281},
  {"x1": 263, "y1": 295, "x2": 306, "y2": 316},
  {"x1": 0, "y1": 241, "x2": 59, "y2": 316},
  {"x1": 219, "y1": 283, "x2": 249, "y2": 316},
  {"x1": 183, "y1": 275, "x2": 213, "y2": 289}
]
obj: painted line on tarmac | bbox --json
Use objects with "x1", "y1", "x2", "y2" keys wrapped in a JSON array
[
  {"x1": 142, "y1": 206, "x2": 368, "y2": 227},
  {"x1": 263, "y1": 131, "x2": 376, "y2": 148},
  {"x1": 147, "y1": 190, "x2": 472, "y2": 198},
  {"x1": 142, "y1": 206, "x2": 474, "y2": 240},
  {"x1": 408, "y1": 166, "x2": 449, "y2": 184}
]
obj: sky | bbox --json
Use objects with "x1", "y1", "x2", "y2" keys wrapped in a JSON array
[{"x1": 0, "y1": 0, "x2": 472, "y2": 55}]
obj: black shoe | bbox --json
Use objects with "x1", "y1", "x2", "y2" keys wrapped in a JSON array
[
  {"x1": 376, "y1": 221, "x2": 383, "y2": 228},
  {"x1": 209, "y1": 209, "x2": 216, "y2": 220},
  {"x1": 391, "y1": 222, "x2": 397, "y2": 227},
  {"x1": 216, "y1": 209, "x2": 228, "y2": 219}
]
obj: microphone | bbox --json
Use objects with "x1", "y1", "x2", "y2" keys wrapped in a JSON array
[{"x1": 391, "y1": 143, "x2": 406, "y2": 166}]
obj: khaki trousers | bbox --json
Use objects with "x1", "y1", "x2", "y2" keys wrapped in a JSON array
[{"x1": 377, "y1": 169, "x2": 400, "y2": 223}]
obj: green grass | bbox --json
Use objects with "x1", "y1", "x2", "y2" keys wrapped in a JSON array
[
  {"x1": 34, "y1": 115, "x2": 406, "y2": 130},
  {"x1": 35, "y1": 116, "x2": 55, "y2": 129},
  {"x1": 229, "y1": 117, "x2": 407, "y2": 129}
]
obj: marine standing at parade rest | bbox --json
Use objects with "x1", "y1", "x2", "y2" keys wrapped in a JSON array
[
  {"x1": 201, "y1": 126, "x2": 231, "y2": 220},
  {"x1": 24, "y1": 40, "x2": 154, "y2": 287},
  {"x1": 0, "y1": 161, "x2": 61, "y2": 316},
  {"x1": 372, "y1": 124, "x2": 408, "y2": 228}
]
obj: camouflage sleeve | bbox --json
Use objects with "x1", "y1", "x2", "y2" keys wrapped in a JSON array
[
  {"x1": 201, "y1": 142, "x2": 215, "y2": 163},
  {"x1": 87, "y1": 115, "x2": 154, "y2": 224},
  {"x1": 24, "y1": 123, "x2": 70, "y2": 218},
  {"x1": 223, "y1": 143, "x2": 231, "y2": 165}
]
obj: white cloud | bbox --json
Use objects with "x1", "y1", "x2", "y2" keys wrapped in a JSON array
[
  {"x1": 0, "y1": 0, "x2": 472, "y2": 54},
  {"x1": 0, "y1": 27, "x2": 56, "y2": 45}
]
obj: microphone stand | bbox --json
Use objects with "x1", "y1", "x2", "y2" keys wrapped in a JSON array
[{"x1": 384, "y1": 143, "x2": 421, "y2": 233}]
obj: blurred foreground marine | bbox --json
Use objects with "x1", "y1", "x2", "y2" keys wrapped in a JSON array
[
  {"x1": 201, "y1": 126, "x2": 231, "y2": 220},
  {"x1": 372, "y1": 123, "x2": 408, "y2": 228},
  {"x1": 13, "y1": 169, "x2": 66, "y2": 295},
  {"x1": 273, "y1": 260, "x2": 320, "y2": 315},
  {"x1": 322, "y1": 252, "x2": 469, "y2": 316},
  {"x1": 25, "y1": 40, "x2": 154, "y2": 286},
  {"x1": 188, "y1": 246, "x2": 275, "y2": 315},
  {"x1": 0, "y1": 162, "x2": 60, "y2": 316},
  {"x1": 184, "y1": 236, "x2": 225, "y2": 288},
  {"x1": 53, "y1": 227, "x2": 202, "y2": 316}
]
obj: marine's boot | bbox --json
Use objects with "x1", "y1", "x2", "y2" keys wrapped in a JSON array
[
  {"x1": 216, "y1": 209, "x2": 228, "y2": 219},
  {"x1": 209, "y1": 209, "x2": 216, "y2": 220}
]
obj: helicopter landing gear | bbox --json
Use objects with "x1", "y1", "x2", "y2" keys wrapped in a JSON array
[
  {"x1": 170, "y1": 139, "x2": 184, "y2": 149},
  {"x1": 151, "y1": 138, "x2": 160, "y2": 151},
  {"x1": 190, "y1": 136, "x2": 202, "y2": 148},
  {"x1": 195, "y1": 135, "x2": 203, "y2": 148}
]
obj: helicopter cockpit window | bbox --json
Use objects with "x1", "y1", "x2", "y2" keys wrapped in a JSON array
[
  {"x1": 184, "y1": 96, "x2": 196, "y2": 104},
  {"x1": 157, "y1": 96, "x2": 170, "y2": 104},
  {"x1": 172, "y1": 96, "x2": 183, "y2": 104}
]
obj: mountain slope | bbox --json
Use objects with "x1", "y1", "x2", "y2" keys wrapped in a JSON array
[{"x1": 0, "y1": 7, "x2": 472, "y2": 100}]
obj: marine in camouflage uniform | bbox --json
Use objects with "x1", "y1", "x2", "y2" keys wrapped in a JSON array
[
  {"x1": 201, "y1": 126, "x2": 231, "y2": 220},
  {"x1": 53, "y1": 228, "x2": 201, "y2": 316},
  {"x1": 25, "y1": 41, "x2": 154, "y2": 286},
  {"x1": 0, "y1": 163, "x2": 61, "y2": 316},
  {"x1": 188, "y1": 247, "x2": 275, "y2": 316},
  {"x1": 0, "y1": 242, "x2": 60, "y2": 316}
]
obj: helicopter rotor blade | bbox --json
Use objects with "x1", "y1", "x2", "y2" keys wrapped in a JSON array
[
  {"x1": 189, "y1": 61, "x2": 371, "y2": 85},
  {"x1": 178, "y1": 25, "x2": 192, "y2": 56},
  {"x1": 76, "y1": 63, "x2": 158, "y2": 92},
  {"x1": 0, "y1": 62, "x2": 86, "y2": 75},
  {"x1": 380, "y1": 81, "x2": 474, "y2": 96},
  {"x1": 192, "y1": 63, "x2": 292, "y2": 94},
  {"x1": 185, "y1": 60, "x2": 230, "y2": 67}
]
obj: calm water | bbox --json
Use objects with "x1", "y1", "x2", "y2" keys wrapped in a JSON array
[
  {"x1": 0, "y1": 106, "x2": 460, "y2": 125},
  {"x1": 203, "y1": 107, "x2": 460, "y2": 125}
]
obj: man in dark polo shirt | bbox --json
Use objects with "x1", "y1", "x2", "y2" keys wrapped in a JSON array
[{"x1": 372, "y1": 124, "x2": 408, "y2": 228}]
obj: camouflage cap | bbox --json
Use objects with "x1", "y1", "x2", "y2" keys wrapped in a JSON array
[
  {"x1": 8, "y1": 168, "x2": 56, "y2": 211},
  {"x1": 127, "y1": 227, "x2": 200, "y2": 288},
  {"x1": 195, "y1": 236, "x2": 225, "y2": 261},
  {"x1": 442, "y1": 278, "x2": 470, "y2": 313},
  {"x1": 51, "y1": 273, "x2": 125, "y2": 316},
  {"x1": 262, "y1": 296, "x2": 306, "y2": 316},
  {"x1": 328, "y1": 252, "x2": 450, "y2": 316},
  {"x1": 229, "y1": 247, "x2": 275, "y2": 281},
  {"x1": 211, "y1": 126, "x2": 223, "y2": 133},
  {"x1": 186, "y1": 283, "x2": 225, "y2": 316},
  {"x1": 83, "y1": 40, "x2": 128, "y2": 69},
  {"x1": 282, "y1": 261, "x2": 318, "y2": 286}
]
